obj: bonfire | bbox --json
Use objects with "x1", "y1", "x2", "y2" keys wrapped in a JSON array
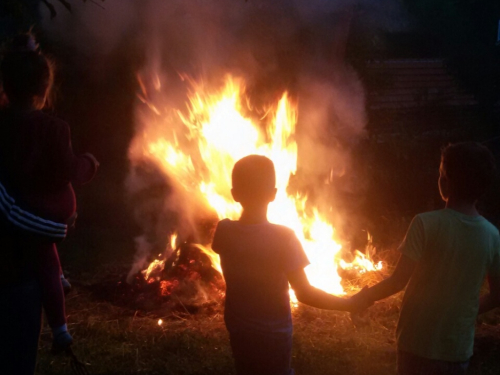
[{"x1": 123, "y1": 73, "x2": 383, "y2": 313}]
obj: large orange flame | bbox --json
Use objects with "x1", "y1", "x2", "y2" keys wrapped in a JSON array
[{"x1": 134, "y1": 74, "x2": 381, "y2": 296}]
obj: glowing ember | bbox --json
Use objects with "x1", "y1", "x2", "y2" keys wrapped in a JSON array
[
  {"x1": 158, "y1": 319, "x2": 163, "y2": 326},
  {"x1": 142, "y1": 259, "x2": 165, "y2": 281},
  {"x1": 133, "y1": 74, "x2": 382, "y2": 296}
]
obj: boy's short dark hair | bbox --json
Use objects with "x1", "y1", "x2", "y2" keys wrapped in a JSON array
[
  {"x1": 441, "y1": 142, "x2": 496, "y2": 201},
  {"x1": 232, "y1": 155, "x2": 276, "y2": 196}
]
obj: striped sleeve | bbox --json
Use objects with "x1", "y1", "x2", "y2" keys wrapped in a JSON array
[{"x1": 0, "y1": 181, "x2": 67, "y2": 240}]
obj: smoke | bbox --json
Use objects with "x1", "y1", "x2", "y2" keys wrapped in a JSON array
[
  {"x1": 41, "y1": 0, "x2": 407, "y2": 275},
  {"x1": 42, "y1": 0, "x2": 406, "y2": 74}
]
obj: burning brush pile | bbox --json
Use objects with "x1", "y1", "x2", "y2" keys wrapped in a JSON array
[
  {"x1": 105, "y1": 74, "x2": 384, "y2": 316},
  {"x1": 124, "y1": 239, "x2": 225, "y2": 314},
  {"x1": 93, "y1": 234, "x2": 225, "y2": 314}
]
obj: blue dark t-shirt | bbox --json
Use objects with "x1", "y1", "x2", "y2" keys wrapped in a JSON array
[{"x1": 212, "y1": 219, "x2": 309, "y2": 333}]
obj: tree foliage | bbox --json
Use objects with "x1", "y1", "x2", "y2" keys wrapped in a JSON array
[
  {"x1": 42, "y1": 0, "x2": 107, "y2": 18},
  {"x1": 41, "y1": 0, "x2": 74, "y2": 18},
  {"x1": 1, "y1": 0, "x2": 105, "y2": 22}
]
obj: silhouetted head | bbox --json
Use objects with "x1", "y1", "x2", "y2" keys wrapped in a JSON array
[
  {"x1": 231, "y1": 155, "x2": 277, "y2": 208},
  {"x1": 1, "y1": 34, "x2": 54, "y2": 109},
  {"x1": 439, "y1": 142, "x2": 496, "y2": 203}
]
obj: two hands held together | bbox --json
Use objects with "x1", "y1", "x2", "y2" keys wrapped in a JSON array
[{"x1": 346, "y1": 287, "x2": 374, "y2": 327}]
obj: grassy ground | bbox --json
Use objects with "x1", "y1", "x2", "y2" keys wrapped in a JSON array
[
  {"x1": 33, "y1": 171, "x2": 500, "y2": 375},
  {"x1": 35, "y1": 284, "x2": 500, "y2": 375},
  {"x1": 35, "y1": 281, "x2": 396, "y2": 375},
  {"x1": 34, "y1": 254, "x2": 500, "y2": 375}
]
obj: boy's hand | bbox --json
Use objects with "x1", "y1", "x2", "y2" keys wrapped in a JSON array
[
  {"x1": 349, "y1": 286, "x2": 373, "y2": 313},
  {"x1": 348, "y1": 287, "x2": 373, "y2": 327}
]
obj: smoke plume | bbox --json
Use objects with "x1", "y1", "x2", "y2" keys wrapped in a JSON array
[{"x1": 41, "y1": 0, "x2": 407, "y2": 277}]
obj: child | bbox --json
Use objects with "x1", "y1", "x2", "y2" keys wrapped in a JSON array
[
  {"x1": 0, "y1": 34, "x2": 98, "y2": 356},
  {"x1": 353, "y1": 142, "x2": 500, "y2": 374},
  {"x1": 212, "y1": 155, "x2": 367, "y2": 375}
]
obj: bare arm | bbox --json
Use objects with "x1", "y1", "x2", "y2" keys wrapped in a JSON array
[
  {"x1": 359, "y1": 254, "x2": 416, "y2": 304},
  {"x1": 478, "y1": 275, "x2": 500, "y2": 315},
  {"x1": 287, "y1": 268, "x2": 352, "y2": 311}
]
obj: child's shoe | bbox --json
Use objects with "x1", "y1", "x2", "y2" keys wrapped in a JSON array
[
  {"x1": 60, "y1": 274, "x2": 72, "y2": 295},
  {"x1": 51, "y1": 324, "x2": 73, "y2": 354}
]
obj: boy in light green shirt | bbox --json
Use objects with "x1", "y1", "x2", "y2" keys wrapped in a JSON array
[{"x1": 355, "y1": 142, "x2": 500, "y2": 374}]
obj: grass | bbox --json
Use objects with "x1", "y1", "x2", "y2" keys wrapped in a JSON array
[
  {"x1": 36, "y1": 194, "x2": 500, "y2": 375},
  {"x1": 36, "y1": 282, "x2": 397, "y2": 375},
  {"x1": 34, "y1": 256, "x2": 500, "y2": 375}
]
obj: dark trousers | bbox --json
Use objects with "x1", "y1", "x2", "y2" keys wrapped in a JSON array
[
  {"x1": 229, "y1": 328, "x2": 294, "y2": 375},
  {"x1": 398, "y1": 350, "x2": 469, "y2": 375},
  {"x1": 0, "y1": 280, "x2": 42, "y2": 375}
]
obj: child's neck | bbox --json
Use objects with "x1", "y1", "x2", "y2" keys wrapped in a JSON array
[
  {"x1": 239, "y1": 205, "x2": 269, "y2": 225},
  {"x1": 445, "y1": 198, "x2": 479, "y2": 217}
]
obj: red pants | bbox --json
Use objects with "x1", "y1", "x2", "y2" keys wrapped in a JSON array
[{"x1": 37, "y1": 243, "x2": 66, "y2": 328}]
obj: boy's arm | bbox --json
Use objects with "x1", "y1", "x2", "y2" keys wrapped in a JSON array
[
  {"x1": 287, "y1": 268, "x2": 354, "y2": 311},
  {"x1": 355, "y1": 254, "x2": 416, "y2": 306},
  {"x1": 355, "y1": 216, "x2": 423, "y2": 308},
  {"x1": 478, "y1": 275, "x2": 500, "y2": 315},
  {"x1": 479, "y1": 244, "x2": 500, "y2": 315}
]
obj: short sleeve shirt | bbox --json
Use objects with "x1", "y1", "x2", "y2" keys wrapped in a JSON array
[
  {"x1": 397, "y1": 209, "x2": 500, "y2": 361},
  {"x1": 212, "y1": 219, "x2": 310, "y2": 333}
]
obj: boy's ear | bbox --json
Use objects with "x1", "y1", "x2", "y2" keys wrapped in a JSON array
[{"x1": 438, "y1": 174, "x2": 450, "y2": 202}]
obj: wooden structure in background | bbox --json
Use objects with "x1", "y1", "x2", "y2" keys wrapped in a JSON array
[
  {"x1": 366, "y1": 59, "x2": 476, "y2": 111},
  {"x1": 363, "y1": 59, "x2": 481, "y2": 133}
]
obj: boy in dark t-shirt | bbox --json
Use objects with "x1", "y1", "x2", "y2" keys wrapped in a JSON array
[{"x1": 212, "y1": 155, "x2": 367, "y2": 375}]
